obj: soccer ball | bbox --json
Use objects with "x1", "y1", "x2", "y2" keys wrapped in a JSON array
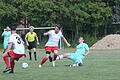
[{"x1": 22, "y1": 62, "x2": 28, "y2": 68}]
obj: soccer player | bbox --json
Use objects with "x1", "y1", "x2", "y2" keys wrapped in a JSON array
[
  {"x1": 2, "y1": 26, "x2": 25, "y2": 73},
  {"x1": 55, "y1": 37, "x2": 90, "y2": 67},
  {"x1": 2, "y1": 26, "x2": 11, "y2": 53},
  {"x1": 2, "y1": 26, "x2": 11, "y2": 69},
  {"x1": 39, "y1": 24, "x2": 71, "y2": 67},
  {"x1": 25, "y1": 26, "x2": 39, "y2": 61}
]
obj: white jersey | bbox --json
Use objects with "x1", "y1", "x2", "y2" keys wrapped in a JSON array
[
  {"x1": 45, "y1": 30, "x2": 63, "y2": 46},
  {"x1": 9, "y1": 33, "x2": 25, "y2": 54}
]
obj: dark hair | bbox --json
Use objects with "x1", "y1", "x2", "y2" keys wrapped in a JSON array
[
  {"x1": 55, "y1": 24, "x2": 61, "y2": 30},
  {"x1": 10, "y1": 26, "x2": 16, "y2": 31}
]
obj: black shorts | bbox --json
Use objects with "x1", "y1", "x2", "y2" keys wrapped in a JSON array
[{"x1": 28, "y1": 41, "x2": 36, "y2": 49}]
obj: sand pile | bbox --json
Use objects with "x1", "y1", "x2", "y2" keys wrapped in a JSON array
[{"x1": 91, "y1": 34, "x2": 120, "y2": 49}]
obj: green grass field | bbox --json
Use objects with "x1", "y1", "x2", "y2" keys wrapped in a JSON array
[{"x1": 0, "y1": 49, "x2": 120, "y2": 80}]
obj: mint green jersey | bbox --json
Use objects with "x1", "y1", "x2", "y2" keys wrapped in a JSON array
[
  {"x1": 2, "y1": 31, "x2": 11, "y2": 49},
  {"x1": 69, "y1": 43, "x2": 89, "y2": 63}
]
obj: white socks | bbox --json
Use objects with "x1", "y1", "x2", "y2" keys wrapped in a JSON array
[{"x1": 56, "y1": 55, "x2": 63, "y2": 60}]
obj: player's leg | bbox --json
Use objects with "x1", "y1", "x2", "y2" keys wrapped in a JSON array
[
  {"x1": 9, "y1": 53, "x2": 25, "y2": 73},
  {"x1": 49, "y1": 55, "x2": 52, "y2": 62},
  {"x1": 53, "y1": 50, "x2": 58, "y2": 61},
  {"x1": 28, "y1": 42, "x2": 32, "y2": 60},
  {"x1": 9, "y1": 58, "x2": 15, "y2": 73},
  {"x1": 2, "y1": 52, "x2": 11, "y2": 73},
  {"x1": 33, "y1": 42, "x2": 37, "y2": 60},
  {"x1": 52, "y1": 50, "x2": 59, "y2": 67},
  {"x1": 33, "y1": 48, "x2": 37, "y2": 61},
  {"x1": 52, "y1": 46, "x2": 59, "y2": 61},
  {"x1": 66, "y1": 59, "x2": 83, "y2": 67},
  {"x1": 43, "y1": 46, "x2": 52, "y2": 62},
  {"x1": 55, "y1": 53, "x2": 70, "y2": 60},
  {"x1": 39, "y1": 52, "x2": 50, "y2": 67},
  {"x1": 65, "y1": 54, "x2": 83, "y2": 67},
  {"x1": 28, "y1": 49, "x2": 32, "y2": 60}
]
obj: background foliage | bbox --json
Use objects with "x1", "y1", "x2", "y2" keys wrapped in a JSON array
[{"x1": 0, "y1": 0, "x2": 119, "y2": 47}]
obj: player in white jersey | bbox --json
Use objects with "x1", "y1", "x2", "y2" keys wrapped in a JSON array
[
  {"x1": 2, "y1": 26, "x2": 25, "y2": 73},
  {"x1": 39, "y1": 24, "x2": 71, "y2": 67}
]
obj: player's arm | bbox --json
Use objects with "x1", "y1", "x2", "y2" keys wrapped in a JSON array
[
  {"x1": 43, "y1": 30, "x2": 52, "y2": 36},
  {"x1": 35, "y1": 34, "x2": 39, "y2": 45},
  {"x1": 1, "y1": 32, "x2": 4, "y2": 37},
  {"x1": 43, "y1": 32, "x2": 49, "y2": 36},
  {"x1": 83, "y1": 49, "x2": 90, "y2": 56},
  {"x1": 61, "y1": 36, "x2": 71, "y2": 47},
  {"x1": 25, "y1": 34, "x2": 29, "y2": 46}
]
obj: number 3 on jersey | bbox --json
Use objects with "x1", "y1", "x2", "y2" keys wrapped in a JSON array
[{"x1": 16, "y1": 37, "x2": 21, "y2": 44}]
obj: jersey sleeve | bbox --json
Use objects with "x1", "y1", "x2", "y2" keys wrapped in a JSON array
[
  {"x1": 85, "y1": 44, "x2": 89, "y2": 51},
  {"x1": 25, "y1": 33, "x2": 28, "y2": 38},
  {"x1": 60, "y1": 31, "x2": 63, "y2": 37},
  {"x1": 35, "y1": 32, "x2": 37, "y2": 37},
  {"x1": 2, "y1": 32, "x2": 4, "y2": 36}
]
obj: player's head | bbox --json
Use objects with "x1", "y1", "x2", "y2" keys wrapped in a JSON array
[
  {"x1": 6, "y1": 26, "x2": 10, "y2": 31},
  {"x1": 29, "y1": 26, "x2": 34, "y2": 33},
  {"x1": 79, "y1": 37, "x2": 84, "y2": 43},
  {"x1": 55, "y1": 24, "x2": 61, "y2": 33},
  {"x1": 11, "y1": 26, "x2": 16, "y2": 33}
]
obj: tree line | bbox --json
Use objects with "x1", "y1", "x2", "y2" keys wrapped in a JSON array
[{"x1": 0, "y1": 0, "x2": 119, "y2": 47}]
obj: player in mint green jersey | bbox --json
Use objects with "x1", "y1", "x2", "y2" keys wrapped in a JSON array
[
  {"x1": 1, "y1": 26, "x2": 11, "y2": 70},
  {"x1": 55, "y1": 37, "x2": 90, "y2": 67},
  {"x1": 2, "y1": 26, "x2": 11, "y2": 53}
]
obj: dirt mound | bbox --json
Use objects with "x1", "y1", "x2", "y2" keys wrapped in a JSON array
[{"x1": 91, "y1": 34, "x2": 120, "y2": 49}]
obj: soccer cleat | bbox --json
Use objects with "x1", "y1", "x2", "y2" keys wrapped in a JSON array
[
  {"x1": 64, "y1": 63, "x2": 83, "y2": 67},
  {"x1": 64, "y1": 64, "x2": 71, "y2": 67},
  {"x1": 3, "y1": 67, "x2": 11, "y2": 73},
  {"x1": 78, "y1": 63, "x2": 83, "y2": 66},
  {"x1": 9, "y1": 71, "x2": 14, "y2": 74},
  {"x1": 52, "y1": 61, "x2": 55, "y2": 67},
  {"x1": 35, "y1": 59, "x2": 37, "y2": 61},
  {"x1": 39, "y1": 64, "x2": 42, "y2": 68}
]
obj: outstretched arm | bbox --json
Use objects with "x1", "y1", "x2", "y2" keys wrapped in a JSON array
[
  {"x1": 43, "y1": 32, "x2": 49, "y2": 36},
  {"x1": 61, "y1": 36, "x2": 71, "y2": 47},
  {"x1": 83, "y1": 49, "x2": 90, "y2": 56}
]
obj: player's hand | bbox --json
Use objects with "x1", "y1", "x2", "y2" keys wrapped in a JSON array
[
  {"x1": 67, "y1": 43, "x2": 71, "y2": 47},
  {"x1": 26, "y1": 43, "x2": 29, "y2": 46},
  {"x1": 37, "y1": 42, "x2": 39, "y2": 45},
  {"x1": 82, "y1": 54, "x2": 87, "y2": 56}
]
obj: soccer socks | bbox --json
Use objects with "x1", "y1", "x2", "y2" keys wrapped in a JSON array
[
  {"x1": 56, "y1": 55, "x2": 63, "y2": 60},
  {"x1": 29, "y1": 52, "x2": 37, "y2": 61},
  {"x1": 3, "y1": 56, "x2": 10, "y2": 67},
  {"x1": 69, "y1": 63, "x2": 83, "y2": 67},
  {"x1": 34, "y1": 52, "x2": 37, "y2": 60},
  {"x1": 54, "y1": 54, "x2": 58, "y2": 61},
  {"x1": 49, "y1": 56, "x2": 53, "y2": 62},
  {"x1": 29, "y1": 52, "x2": 32, "y2": 60},
  {"x1": 40, "y1": 57, "x2": 48, "y2": 65},
  {"x1": 10, "y1": 61, "x2": 15, "y2": 72}
]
